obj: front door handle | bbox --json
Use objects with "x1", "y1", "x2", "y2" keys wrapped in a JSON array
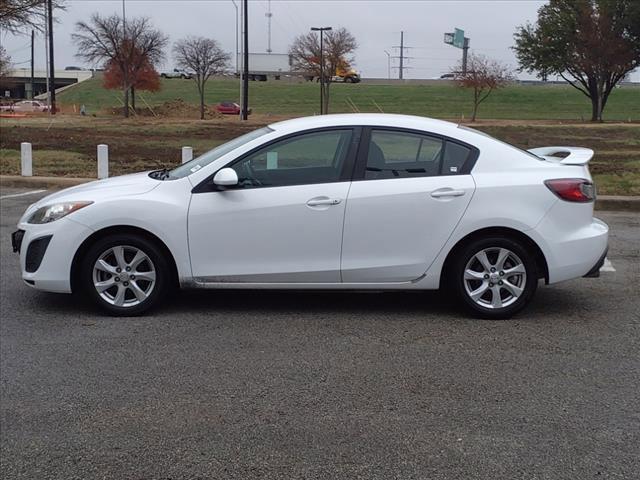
[
  {"x1": 306, "y1": 197, "x2": 342, "y2": 207},
  {"x1": 431, "y1": 189, "x2": 466, "y2": 198}
]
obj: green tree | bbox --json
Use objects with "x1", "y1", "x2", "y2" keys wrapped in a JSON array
[{"x1": 513, "y1": 0, "x2": 640, "y2": 122}]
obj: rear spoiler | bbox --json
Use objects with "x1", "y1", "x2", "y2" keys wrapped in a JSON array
[{"x1": 527, "y1": 146, "x2": 594, "y2": 165}]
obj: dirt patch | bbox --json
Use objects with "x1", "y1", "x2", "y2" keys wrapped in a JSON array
[{"x1": 104, "y1": 99, "x2": 227, "y2": 119}]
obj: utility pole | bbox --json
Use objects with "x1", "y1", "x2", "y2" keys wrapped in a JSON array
[
  {"x1": 399, "y1": 31, "x2": 404, "y2": 80},
  {"x1": 391, "y1": 31, "x2": 412, "y2": 80},
  {"x1": 265, "y1": 0, "x2": 272, "y2": 53},
  {"x1": 241, "y1": 0, "x2": 249, "y2": 120},
  {"x1": 311, "y1": 27, "x2": 332, "y2": 115},
  {"x1": 44, "y1": 3, "x2": 50, "y2": 111},
  {"x1": 29, "y1": 30, "x2": 34, "y2": 99},
  {"x1": 384, "y1": 50, "x2": 391, "y2": 80},
  {"x1": 122, "y1": 0, "x2": 129, "y2": 117},
  {"x1": 47, "y1": 0, "x2": 55, "y2": 114}
]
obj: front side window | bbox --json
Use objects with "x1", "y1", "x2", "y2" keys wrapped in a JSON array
[{"x1": 231, "y1": 129, "x2": 353, "y2": 188}]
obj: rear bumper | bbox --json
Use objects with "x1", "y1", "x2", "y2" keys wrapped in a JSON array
[
  {"x1": 532, "y1": 216, "x2": 609, "y2": 284},
  {"x1": 583, "y1": 246, "x2": 608, "y2": 278}
]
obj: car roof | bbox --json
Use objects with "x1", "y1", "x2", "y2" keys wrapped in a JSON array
[{"x1": 268, "y1": 113, "x2": 461, "y2": 136}]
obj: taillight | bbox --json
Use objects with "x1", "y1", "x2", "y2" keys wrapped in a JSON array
[{"x1": 545, "y1": 179, "x2": 595, "y2": 202}]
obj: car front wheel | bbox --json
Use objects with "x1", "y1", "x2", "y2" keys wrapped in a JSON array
[
  {"x1": 452, "y1": 237, "x2": 538, "y2": 319},
  {"x1": 81, "y1": 234, "x2": 170, "y2": 316}
]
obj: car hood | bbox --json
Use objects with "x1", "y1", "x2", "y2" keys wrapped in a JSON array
[{"x1": 22, "y1": 172, "x2": 160, "y2": 218}]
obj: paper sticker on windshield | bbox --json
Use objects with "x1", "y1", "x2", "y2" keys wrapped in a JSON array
[
  {"x1": 190, "y1": 164, "x2": 202, "y2": 173},
  {"x1": 450, "y1": 166, "x2": 458, "y2": 173},
  {"x1": 267, "y1": 151, "x2": 278, "y2": 170}
]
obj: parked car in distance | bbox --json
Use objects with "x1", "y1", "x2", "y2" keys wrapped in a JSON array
[
  {"x1": 12, "y1": 114, "x2": 608, "y2": 319},
  {"x1": 215, "y1": 102, "x2": 252, "y2": 115},
  {"x1": 160, "y1": 69, "x2": 192, "y2": 79},
  {"x1": 0, "y1": 100, "x2": 49, "y2": 113},
  {"x1": 65, "y1": 66, "x2": 83, "y2": 71}
]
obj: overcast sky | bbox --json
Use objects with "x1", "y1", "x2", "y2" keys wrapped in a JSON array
[{"x1": 2, "y1": 0, "x2": 639, "y2": 81}]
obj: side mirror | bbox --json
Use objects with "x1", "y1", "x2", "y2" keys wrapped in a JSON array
[{"x1": 213, "y1": 168, "x2": 239, "y2": 187}]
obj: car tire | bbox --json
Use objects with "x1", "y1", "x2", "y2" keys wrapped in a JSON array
[
  {"x1": 451, "y1": 237, "x2": 538, "y2": 319},
  {"x1": 80, "y1": 233, "x2": 170, "y2": 316}
]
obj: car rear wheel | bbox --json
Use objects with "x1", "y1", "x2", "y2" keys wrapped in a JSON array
[
  {"x1": 81, "y1": 234, "x2": 169, "y2": 316},
  {"x1": 452, "y1": 237, "x2": 538, "y2": 319}
]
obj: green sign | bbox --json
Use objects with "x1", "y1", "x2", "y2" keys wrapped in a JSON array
[{"x1": 453, "y1": 28, "x2": 465, "y2": 49}]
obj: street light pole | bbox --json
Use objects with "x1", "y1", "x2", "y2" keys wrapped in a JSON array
[
  {"x1": 311, "y1": 26, "x2": 331, "y2": 115},
  {"x1": 384, "y1": 50, "x2": 391, "y2": 80},
  {"x1": 231, "y1": 0, "x2": 239, "y2": 74}
]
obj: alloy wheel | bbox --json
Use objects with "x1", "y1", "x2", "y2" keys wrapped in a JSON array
[
  {"x1": 463, "y1": 247, "x2": 527, "y2": 309},
  {"x1": 92, "y1": 245, "x2": 156, "y2": 307}
]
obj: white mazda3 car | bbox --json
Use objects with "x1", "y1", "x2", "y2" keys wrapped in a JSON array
[{"x1": 12, "y1": 114, "x2": 608, "y2": 318}]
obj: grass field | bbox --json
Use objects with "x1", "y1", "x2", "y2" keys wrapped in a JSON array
[
  {"x1": 1, "y1": 116, "x2": 638, "y2": 195},
  {"x1": 56, "y1": 76, "x2": 640, "y2": 121}
]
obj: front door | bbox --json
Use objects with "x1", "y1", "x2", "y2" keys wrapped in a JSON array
[{"x1": 188, "y1": 128, "x2": 358, "y2": 283}]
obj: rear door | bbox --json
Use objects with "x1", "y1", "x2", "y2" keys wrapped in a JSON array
[{"x1": 341, "y1": 128, "x2": 477, "y2": 283}]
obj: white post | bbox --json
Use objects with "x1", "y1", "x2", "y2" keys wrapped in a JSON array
[
  {"x1": 181, "y1": 146, "x2": 193, "y2": 164},
  {"x1": 20, "y1": 142, "x2": 33, "y2": 177},
  {"x1": 97, "y1": 144, "x2": 109, "y2": 179}
]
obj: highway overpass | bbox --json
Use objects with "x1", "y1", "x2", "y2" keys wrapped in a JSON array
[{"x1": 0, "y1": 69, "x2": 94, "y2": 99}]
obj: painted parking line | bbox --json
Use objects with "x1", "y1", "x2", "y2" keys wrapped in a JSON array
[
  {"x1": 0, "y1": 189, "x2": 47, "y2": 200},
  {"x1": 600, "y1": 258, "x2": 616, "y2": 272}
]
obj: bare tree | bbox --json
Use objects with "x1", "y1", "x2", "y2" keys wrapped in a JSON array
[
  {"x1": 72, "y1": 13, "x2": 167, "y2": 117},
  {"x1": 173, "y1": 36, "x2": 230, "y2": 120},
  {"x1": 453, "y1": 54, "x2": 514, "y2": 122},
  {"x1": 0, "y1": 46, "x2": 11, "y2": 79},
  {"x1": 289, "y1": 27, "x2": 357, "y2": 114},
  {"x1": 0, "y1": 0, "x2": 64, "y2": 34}
]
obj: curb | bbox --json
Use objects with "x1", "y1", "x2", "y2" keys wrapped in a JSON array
[
  {"x1": 1, "y1": 175, "x2": 639, "y2": 212},
  {"x1": 1, "y1": 175, "x2": 95, "y2": 189}
]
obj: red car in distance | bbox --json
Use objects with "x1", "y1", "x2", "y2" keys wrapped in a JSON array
[{"x1": 215, "y1": 102, "x2": 251, "y2": 115}]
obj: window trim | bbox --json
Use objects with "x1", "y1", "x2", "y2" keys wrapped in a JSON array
[
  {"x1": 192, "y1": 126, "x2": 362, "y2": 193},
  {"x1": 352, "y1": 126, "x2": 479, "y2": 181}
]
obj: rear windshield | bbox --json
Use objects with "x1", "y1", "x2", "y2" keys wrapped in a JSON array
[
  {"x1": 168, "y1": 127, "x2": 273, "y2": 179},
  {"x1": 458, "y1": 125, "x2": 543, "y2": 161}
]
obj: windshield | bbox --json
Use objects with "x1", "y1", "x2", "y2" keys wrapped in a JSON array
[{"x1": 167, "y1": 126, "x2": 273, "y2": 179}]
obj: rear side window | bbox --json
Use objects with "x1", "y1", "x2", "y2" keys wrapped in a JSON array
[
  {"x1": 442, "y1": 142, "x2": 472, "y2": 175},
  {"x1": 364, "y1": 129, "x2": 475, "y2": 179},
  {"x1": 365, "y1": 130, "x2": 443, "y2": 180}
]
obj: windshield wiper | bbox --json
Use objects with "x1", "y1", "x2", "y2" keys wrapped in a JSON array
[{"x1": 149, "y1": 168, "x2": 172, "y2": 180}]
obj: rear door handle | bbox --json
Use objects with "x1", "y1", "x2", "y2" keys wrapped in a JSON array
[
  {"x1": 306, "y1": 197, "x2": 342, "y2": 207},
  {"x1": 431, "y1": 189, "x2": 466, "y2": 198}
]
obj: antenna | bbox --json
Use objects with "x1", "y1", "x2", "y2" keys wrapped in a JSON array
[{"x1": 265, "y1": 0, "x2": 272, "y2": 53}]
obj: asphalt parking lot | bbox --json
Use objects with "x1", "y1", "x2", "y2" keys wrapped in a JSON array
[{"x1": 1, "y1": 188, "x2": 639, "y2": 480}]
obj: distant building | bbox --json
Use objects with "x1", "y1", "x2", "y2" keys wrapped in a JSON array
[{"x1": 0, "y1": 68, "x2": 93, "y2": 99}]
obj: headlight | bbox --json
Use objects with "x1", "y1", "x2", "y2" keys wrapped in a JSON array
[{"x1": 27, "y1": 201, "x2": 93, "y2": 224}]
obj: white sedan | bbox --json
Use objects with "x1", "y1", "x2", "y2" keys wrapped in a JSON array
[{"x1": 12, "y1": 114, "x2": 608, "y2": 318}]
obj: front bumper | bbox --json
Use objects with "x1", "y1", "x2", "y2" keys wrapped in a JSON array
[
  {"x1": 11, "y1": 229, "x2": 25, "y2": 253},
  {"x1": 14, "y1": 218, "x2": 94, "y2": 293}
]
